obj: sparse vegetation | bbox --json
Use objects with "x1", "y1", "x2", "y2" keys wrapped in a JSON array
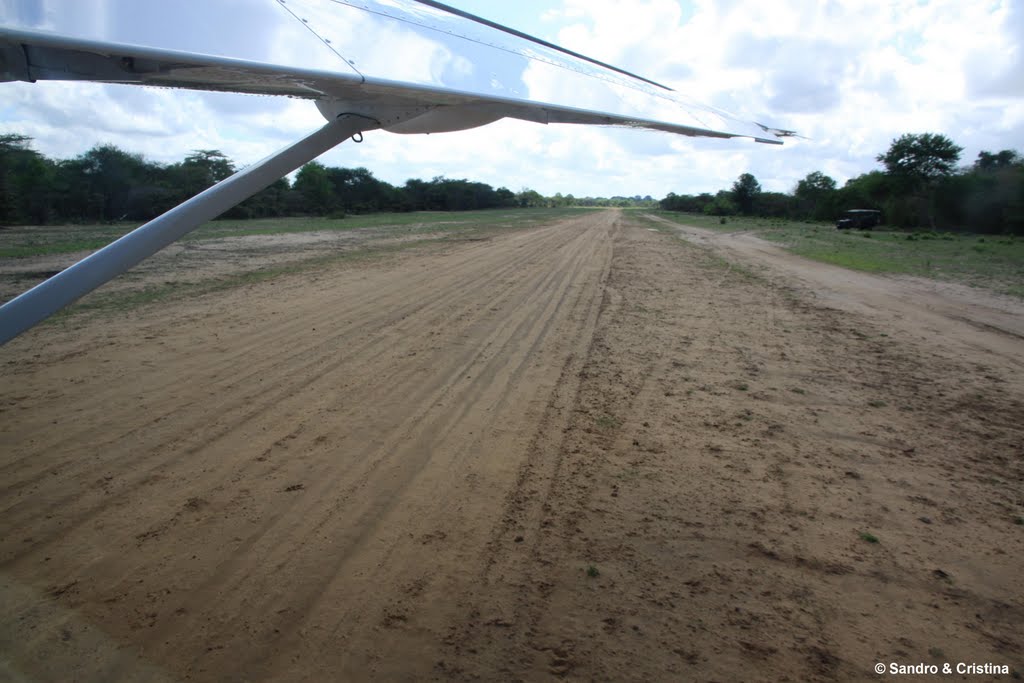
[
  {"x1": 649, "y1": 211, "x2": 1024, "y2": 297},
  {"x1": 0, "y1": 209, "x2": 577, "y2": 260},
  {"x1": 860, "y1": 532, "x2": 880, "y2": 544},
  {"x1": 595, "y1": 414, "x2": 621, "y2": 430},
  {"x1": 868, "y1": 400, "x2": 888, "y2": 408},
  {"x1": 586, "y1": 565, "x2": 600, "y2": 578},
  {"x1": 2, "y1": 210, "x2": 584, "y2": 323}
]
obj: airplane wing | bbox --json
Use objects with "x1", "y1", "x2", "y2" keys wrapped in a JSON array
[{"x1": 0, "y1": 0, "x2": 792, "y2": 142}]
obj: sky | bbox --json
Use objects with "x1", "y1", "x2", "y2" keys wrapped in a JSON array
[{"x1": 2, "y1": 0, "x2": 1023, "y2": 199}]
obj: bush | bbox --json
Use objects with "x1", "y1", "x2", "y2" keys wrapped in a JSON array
[{"x1": 704, "y1": 195, "x2": 737, "y2": 216}]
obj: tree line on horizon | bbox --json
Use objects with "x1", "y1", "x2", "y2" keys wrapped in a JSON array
[
  {"x1": 0, "y1": 134, "x2": 655, "y2": 227},
  {"x1": 660, "y1": 133, "x2": 1024, "y2": 234},
  {"x1": 7, "y1": 131, "x2": 1016, "y2": 234}
]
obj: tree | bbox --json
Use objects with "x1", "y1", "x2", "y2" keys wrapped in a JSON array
[
  {"x1": 796, "y1": 171, "x2": 836, "y2": 195},
  {"x1": 185, "y1": 150, "x2": 233, "y2": 179},
  {"x1": 659, "y1": 192, "x2": 715, "y2": 214},
  {"x1": 962, "y1": 150, "x2": 1024, "y2": 233},
  {"x1": 794, "y1": 171, "x2": 837, "y2": 220},
  {"x1": 756, "y1": 191, "x2": 793, "y2": 218},
  {"x1": 294, "y1": 161, "x2": 334, "y2": 215},
  {"x1": 327, "y1": 166, "x2": 395, "y2": 213},
  {"x1": 877, "y1": 133, "x2": 963, "y2": 227},
  {"x1": 182, "y1": 150, "x2": 234, "y2": 188},
  {"x1": 731, "y1": 173, "x2": 761, "y2": 215},
  {"x1": 877, "y1": 133, "x2": 962, "y2": 187},
  {"x1": 77, "y1": 144, "x2": 160, "y2": 221},
  {"x1": 228, "y1": 177, "x2": 291, "y2": 218},
  {"x1": 494, "y1": 187, "x2": 516, "y2": 208},
  {"x1": 704, "y1": 190, "x2": 737, "y2": 216},
  {"x1": 516, "y1": 188, "x2": 544, "y2": 208},
  {"x1": 0, "y1": 134, "x2": 54, "y2": 224},
  {"x1": 161, "y1": 150, "x2": 236, "y2": 211},
  {"x1": 975, "y1": 150, "x2": 1021, "y2": 172},
  {"x1": 838, "y1": 171, "x2": 890, "y2": 209}
]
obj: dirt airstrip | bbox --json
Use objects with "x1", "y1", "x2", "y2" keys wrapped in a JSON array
[{"x1": 1, "y1": 209, "x2": 1022, "y2": 681}]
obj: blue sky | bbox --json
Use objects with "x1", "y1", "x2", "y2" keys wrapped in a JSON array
[{"x1": 2, "y1": 0, "x2": 1022, "y2": 199}]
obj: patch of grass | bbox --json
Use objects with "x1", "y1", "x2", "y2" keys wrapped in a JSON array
[
  {"x1": 790, "y1": 387, "x2": 806, "y2": 395},
  {"x1": 867, "y1": 400, "x2": 888, "y2": 408},
  {"x1": 701, "y1": 250, "x2": 759, "y2": 280},
  {"x1": 630, "y1": 214, "x2": 767, "y2": 284},
  {"x1": 49, "y1": 236, "x2": 440, "y2": 321},
  {"x1": 189, "y1": 209, "x2": 574, "y2": 241},
  {"x1": 647, "y1": 211, "x2": 755, "y2": 233},
  {"x1": 1014, "y1": 516, "x2": 1024, "y2": 525},
  {"x1": 647, "y1": 211, "x2": 1024, "y2": 298},
  {"x1": 0, "y1": 209, "x2": 581, "y2": 259},
  {"x1": 586, "y1": 565, "x2": 600, "y2": 578},
  {"x1": 0, "y1": 222, "x2": 143, "y2": 259},
  {"x1": 763, "y1": 228, "x2": 1024, "y2": 297},
  {"x1": 859, "y1": 531, "x2": 880, "y2": 544},
  {"x1": 595, "y1": 414, "x2": 621, "y2": 430},
  {"x1": 615, "y1": 466, "x2": 642, "y2": 482},
  {"x1": 735, "y1": 382, "x2": 749, "y2": 391},
  {"x1": 10, "y1": 210, "x2": 581, "y2": 322},
  {"x1": 0, "y1": 239, "x2": 115, "y2": 258}
]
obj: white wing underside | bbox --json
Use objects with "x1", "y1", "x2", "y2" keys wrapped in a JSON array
[{"x1": 0, "y1": 0, "x2": 791, "y2": 143}]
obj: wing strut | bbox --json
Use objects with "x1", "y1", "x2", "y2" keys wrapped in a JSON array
[{"x1": 0, "y1": 114, "x2": 377, "y2": 346}]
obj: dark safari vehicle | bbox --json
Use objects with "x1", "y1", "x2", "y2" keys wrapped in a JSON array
[{"x1": 836, "y1": 209, "x2": 882, "y2": 230}]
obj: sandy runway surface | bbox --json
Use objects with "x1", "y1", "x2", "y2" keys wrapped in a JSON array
[{"x1": 1, "y1": 210, "x2": 1021, "y2": 681}]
